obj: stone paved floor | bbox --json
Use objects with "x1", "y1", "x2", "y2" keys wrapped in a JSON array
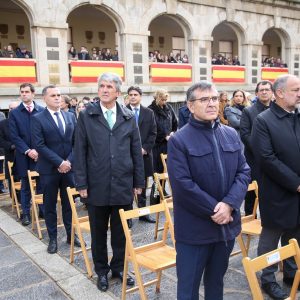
[{"x1": 0, "y1": 195, "x2": 299, "y2": 299}]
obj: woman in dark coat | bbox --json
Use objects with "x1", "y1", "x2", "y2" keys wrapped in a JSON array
[{"x1": 148, "y1": 89, "x2": 178, "y2": 173}]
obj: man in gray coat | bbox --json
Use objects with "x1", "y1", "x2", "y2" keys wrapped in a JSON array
[{"x1": 74, "y1": 72, "x2": 144, "y2": 292}]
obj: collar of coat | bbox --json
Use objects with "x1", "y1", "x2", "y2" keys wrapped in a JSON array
[
  {"x1": 85, "y1": 101, "x2": 134, "y2": 120},
  {"x1": 271, "y1": 101, "x2": 300, "y2": 119},
  {"x1": 188, "y1": 114, "x2": 220, "y2": 130}
]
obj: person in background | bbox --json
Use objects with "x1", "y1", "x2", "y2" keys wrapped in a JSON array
[
  {"x1": 225, "y1": 90, "x2": 250, "y2": 134},
  {"x1": 76, "y1": 100, "x2": 86, "y2": 119},
  {"x1": 78, "y1": 46, "x2": 90, "y2": 60},
  {"x1": 60, "y1": 95, "x2": 71, "y2": 112},
  {"x1": 148, "y1": 89, "x2": 178, "y2": 173},
  {"x1": 178, "y1": 102, "x2": 190, "y2": 129},
  {"x1": 168, "y1": 80, "x2": 250, "y2": 300},
  {"x1": 68, "y1": 46, "x2": 77, "y2": 60},
  {"x1": 218, "y1": 91, "x2": 229, "y2": 125}
]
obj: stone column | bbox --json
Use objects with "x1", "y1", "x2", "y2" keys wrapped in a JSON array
[
  {"x1": 31, "y1": 26, "x2": 69, "y2": 86},
  {"x1": 287, "y1": 47, "x2": 300, "y2": 76},
  {"x1": 120, "y1": 32, "x2": 150, "y2": 86},
  {"x1": 243, "y1": 42, "x2": 263, "y2": 86},
  {"x1": 196, "y1": 38, "x2": 213, "y2": 82}
]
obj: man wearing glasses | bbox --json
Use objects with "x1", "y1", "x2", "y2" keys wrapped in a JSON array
[
  {"x1": 167, "y1": 81, "x2": 250, "y2": 300},
  {"x1": 240, "y1": 81, "x2": 273, "y2": 215}
]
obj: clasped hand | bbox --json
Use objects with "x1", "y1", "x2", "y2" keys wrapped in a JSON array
[{"x1": 211, "y1": 202, "x2": 233, "y2": 225}]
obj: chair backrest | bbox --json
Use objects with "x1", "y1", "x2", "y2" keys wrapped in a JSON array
[
  {"x1": 8, "y1": 161, "x2": 17, "y2": 184},
  {"x1": 160, "y1": 153, "x2": 168, "y2": 173},
  {"x1": 242, "y1": 180, "x2": 259, "y2": 224},
  {"x1": 242, "y1": 239, "x2": 300, "y2": 300},
  {"x1": 153, "y1": 172, "x2": 172, "y2": 203},
  {"x1": 66, "y1": 187, "x2": 80, "y2": 220},
  {"x1": 119, "y1": 201, "x2": 175, "y2": 250},
  {"x1": 27, "y1": 170, "x2": 40, "y2": 197}
]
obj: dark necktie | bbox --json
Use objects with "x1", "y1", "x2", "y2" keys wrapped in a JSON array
[
  {"x1": 26, "y1": 106, "x2": 31, "y2": 113},
  {"x1": 134, "y1": 108, "x2": 139, "y2": 125},
  {"x1": 54, "y1": 112, "x2": 64, "y2": 136}
]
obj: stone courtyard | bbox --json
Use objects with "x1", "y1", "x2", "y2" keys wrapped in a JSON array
[{"x1": 0, "y1": 195, "x2": 298, "y2": 300}]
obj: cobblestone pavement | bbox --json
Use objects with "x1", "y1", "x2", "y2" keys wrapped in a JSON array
[{"x1": 0, "y1": 195, "x2": 299, "y2": 299}]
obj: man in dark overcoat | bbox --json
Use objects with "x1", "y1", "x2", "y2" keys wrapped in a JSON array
[
  {"x1": 9, "y1": 83, "x2": 44, "y2": 225},
  {"x1": 127, "y1": 85, "x2": 157, "y2": 223},
  {"x1": 252, "y1": 74, "x2": 300, "y2": 300},
  {"x1": 240, "y1": 80, "x2": 273, "y2": 215},
  {"x1": 74, "y1": 72, "x2": 144, "y2": 292}
]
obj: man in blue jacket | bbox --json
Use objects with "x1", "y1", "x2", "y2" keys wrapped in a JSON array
[{"x1": 168, "y1": 81, "x2": 250, "y2": 300}]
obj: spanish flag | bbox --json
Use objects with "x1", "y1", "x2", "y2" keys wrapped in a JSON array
[
  {"x1": 0, "y1": 59, "x2": 36, "y2": 83},
  {"x1": 212, "y1": 66, "x2": 245, "y2": 83},
  {"x1": 261, "y1": 67, "x2": 288, "y2": 82},
  {"x1": 150, "y1": 63, "x2": 192, "y2": 82},
  {"x1": 70, "y1": 61, "x2": 124, "y2": 83}
]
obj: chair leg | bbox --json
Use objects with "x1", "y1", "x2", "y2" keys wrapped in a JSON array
[
  {"x1": 70, "y1": 224, "x2": 75, "y2": 263},
  {"x1": 57, "y1": 201, "x2": 62, "y2": 225},
  {"x1": 132, "y1": 259, "x2": 147, "y2": 300},
  {"x1": 154, "y1": 212, "x2": 160, "y2": 240},
  {"x1": 32, "y1": 203, "x2": 42, "y2": 239},
  {"x1": 245, "y1": 235, "x2": 252, "y2": 255},
  {"x1": 122, "y1": 253, "x2": 129, "y2": 300},
  {"x1": 77, "y1": 228, "x2": 93, "y2": 278},
  {"x1": 156, "y1": 270, "x2": 162, "y2": 293},
  {"x1": 237, "y1": 233, "x2": 248, "y2": 257}
]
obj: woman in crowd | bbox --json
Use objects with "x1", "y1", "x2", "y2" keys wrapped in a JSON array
[
  {"x1": 76, "y1": 100, "x2": 86, "y2": 118},
  {"x1": 68, "y1": 46, "x2": 77, "y2": 59},
  {"x1": 218, "y1": 91, "x2": 229, "y2": 125},
  {"x1": 148, "y1": 89, "x2": 178, "y2": 173},
  {"x1": 60, "y1": 95, "x2": 71, "y2": 112},
  {"x1": 225, "y1": 90, "x2": 249, "y2": 134}
]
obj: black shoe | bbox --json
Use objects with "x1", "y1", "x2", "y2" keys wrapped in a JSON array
[
  {"x1": 67, "y1": 234, "x2": 86, "y2": 247},
  {"x1": 97, "y1": 274, "x2": 108, "y2": 292},
  {"x1": 283, "y1": 276, "x2": 300, "y2": 290},
  {"x1": 47, "y1": 239, "x2": 58, "y2": 254},
  {"x1": 112, "y1": 271, "x2": 135, "y2": 286},
  {"x1": 127, "y1": 219, "x2": 133, "y2": 229},
  {"x1": 262, "y1": 282, "x2": 288, "y2": 300},
  {"x1": 139, "y1": 215, "x2": 156, "y2": 223},
  {"x1": 21, "y1": 214, "x2": 31, "y2": 226}
]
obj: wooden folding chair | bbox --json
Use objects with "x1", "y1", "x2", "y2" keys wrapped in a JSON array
[
  {"x1": 153, "y1": 172, "x2": 173, "y2": 240},
  {"x1": 66, "y1": 187, "x2": 92, "y2": 277},
  {"x1": 7, "y1": 161, "x2": 21, "y2": 218},
  {"x1": 232, "y1": 180, "x2": 261, "y2": 257},
  {"x1": 28, "y1": 170, "x2": 63, "y2": 240},
  {"x1": 160, "y1": 153, "x2": 168, "y2": 174},
  {"x1": 243, "y1": 238, "x2": 300, "y2": 300},
  {"x1": 119, "y1": 201, "x2": 176, "y2": 300}
]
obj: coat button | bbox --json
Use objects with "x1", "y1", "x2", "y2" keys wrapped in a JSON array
[
  {"x1": 110, "y1": 133, "x2": 113, "y2": 136},
  {"x1": 111, "y1": 176, "x2": 114, "y2": 180},
  {"x1": 111, "y1": 155, "x2": 114, "y2": 159}
]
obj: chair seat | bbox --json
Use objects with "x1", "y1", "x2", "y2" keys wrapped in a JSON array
[
  {"x1": 242, "y1": 219, "x2": 262, "y2": 235},
  {"x1": 134, "y1": 245, "x2": 176, "y2": 271},
  {"x1": 79, "y1": 221, "x2": 90, "y2": 232},
  {"x1": 15, "y1": 182, "x2": 21, "y2": 190}
]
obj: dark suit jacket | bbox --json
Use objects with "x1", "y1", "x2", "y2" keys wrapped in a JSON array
[
  {"x1": 9, "y1": 102, "x2": 44, "y2": 177},
  {"x1": 77, "y1": 52, "x2": 90, "y2": 60},
  {"x1": 127, "y1": 105, "x2": 157, "y2": 177},
  {"x1": 31, "y1": 109, "x2": 76, "y2": 175}
]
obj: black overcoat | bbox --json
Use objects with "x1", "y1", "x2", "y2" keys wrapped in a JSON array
[
  {"x1": 74, "y1": 102, "x2": 145, "y2": 206},
  {"x1": 252, "y1": 102, "x2": 300, "y2": 229}
]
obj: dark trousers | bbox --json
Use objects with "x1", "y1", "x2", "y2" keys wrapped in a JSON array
[
  {"x1": 258, "y1": 226, "x2": 300, "y2": 284},
  {"x1": 244, "y1": 190, "x2": 256, "y2": 216},
  {"x1": 20, "y1": 176, "x2": 31, "y2": 216},
  {"x1": 176, "y1": 240, "x2": 235, "y2": 300},
  {"x1": 87, "y1": 204, "x2": 131, "y2": 276},
  {"x1": 40, "y1": 172, "x2": 74, "y2": 240}
]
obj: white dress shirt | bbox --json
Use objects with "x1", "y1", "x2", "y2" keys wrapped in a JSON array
[
  {"x1": 100, "y1": 102, "x2": 117, "y2": 125},
  {"x1": 47, "y1": 108, "x2": 66, "y2": 133}
]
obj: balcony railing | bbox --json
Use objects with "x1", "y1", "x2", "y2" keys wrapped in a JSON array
[
  {"x1": 0, "y1": 58, "x2": 36, "y2": 83},
  {"x1": 149, "y1": 63, "x2": 192, "y2": 83},
  {"x1": 69, "y1": 60, "x2": 124, "y2": 83}
]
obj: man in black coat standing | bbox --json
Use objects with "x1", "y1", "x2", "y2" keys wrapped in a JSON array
[
  {"x1": 74, "y1": 73, "x2": 144, "y2": 292},
  {"x1": 240, "y1": 80, "x2": 273, "y2": 215},
  {"x1": 127, "y1": 86, "x2": 157, "y2": 223},
  {"x1": 252, "y1": 74, "x2": 300, "y2": 300}
]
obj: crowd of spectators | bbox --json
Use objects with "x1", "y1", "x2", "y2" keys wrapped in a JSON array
[
  {"x1": 68, "y1": 45, "x2": 119, "y2": 61},
  {"x1": 0, "y1": 44, "x2": 32, "y2": 59},
  {"x1": 212, "y1": 54, "x2": 241, "y2": 65},
  {"x1": 262, "y1": 57, "x2": 287, "y2": 68},
  {"x1": 149, "y1": 50, "x2": 189, "y2": 63}
]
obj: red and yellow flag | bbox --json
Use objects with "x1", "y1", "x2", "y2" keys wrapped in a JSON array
[{"x1": 212, "y1": 66, "x2": 245, "y2": 83}]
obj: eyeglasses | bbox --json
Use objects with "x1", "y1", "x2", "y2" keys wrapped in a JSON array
[
  {"x1": 190, "y1": 96, "x2": 219, "y2": 104},
  {"x1": 258, "y1": 88, "x2": 272, "y2": 92}
]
